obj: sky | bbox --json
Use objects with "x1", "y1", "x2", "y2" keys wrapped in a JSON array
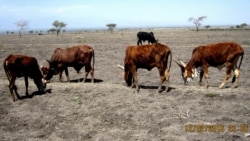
[{"x1": 0, "y1": 0, "x2": 249, "y2": 31}]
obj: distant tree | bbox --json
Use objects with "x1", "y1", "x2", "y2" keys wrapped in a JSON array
[
  {"x1": 29, "y1": 30, "x2": 34, "y2": 34},
  {"x1": 52, "y1": 20, "x2": 67, "y2": 37},
  {"x1": 188, "y1": 16, "x2": 207, "y2": 32},
  {"x1": 6, "y1": 31, "x2": 9, "y2": 35},
  {"x1": 14, "y1": 20, "x2": 29, "y2": 38},
  {"x1": 106, "y1": 23, "x2": 116, "y2": 33},
  {"x1": 204, "y1": 25, "x2": 211, "y2": 29},
  {"x1": 230, "y1": 26, "x2": 235, "y2": 29},
  {"x1": 240, "y1": 23, "x2": 248, "y2": 29},
  {"x1": 236, "y1": 25, "x2": 241, "y2": 29},
  {"x1": 11, "y1": 32, "x2": 14, "y2": 35},
  {"x1": 48, "y1": 28, "x2": 57, "y2": 34}
]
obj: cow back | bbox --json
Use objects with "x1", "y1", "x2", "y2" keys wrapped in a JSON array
[
  {"x1": 189, "y1": 42, "x2": 244, "y2": 68},
  {"x1": 4, "y1": 54, "x2": 43, "y2": 79},
  {"x1": 125, "y1": 43, "x2": 170, "y2": 69}
]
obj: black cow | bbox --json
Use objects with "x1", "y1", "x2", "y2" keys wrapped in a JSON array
[{"x1": 137, "y1": 31, "x2": 157, "y2": 45}]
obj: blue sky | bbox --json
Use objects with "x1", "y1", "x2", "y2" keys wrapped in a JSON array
[{"x1": 0, "y1": 0, "x2": 249, "y2": 31}]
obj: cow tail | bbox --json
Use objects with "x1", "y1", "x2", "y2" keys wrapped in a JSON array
[
  {"x1": 232, "y1": 52, "x2": 244, "y2": 83},
  {"x1": 92, "y1": 48, "x2": 95, "y2": 70},
  {"x1": 167, "y1": 51, "x2": 172, "y2": 73},
  {"x1": 3, "y1": 60, "x2": 11, "y2": 82},
  {"x1": 237, "y1": 52, "x2": 244, "y2": 70}
]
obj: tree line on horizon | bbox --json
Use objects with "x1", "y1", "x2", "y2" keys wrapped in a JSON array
[{"x1": 5, "y1": 18, "x2": 249, "y2": 37}]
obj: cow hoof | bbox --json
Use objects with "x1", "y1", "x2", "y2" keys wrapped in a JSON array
[
  {"x1": 231, "y1": 85, "x2": 238, "y2": 89},
  {"x1": 158, "y1": 89, "x2": 163, "y2": 93}
]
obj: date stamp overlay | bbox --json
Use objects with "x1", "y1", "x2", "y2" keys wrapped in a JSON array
[{"x1": 185, "y1": 123, "x2": 249, "y2": 133}]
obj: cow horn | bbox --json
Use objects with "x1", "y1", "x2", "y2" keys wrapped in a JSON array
[
  {"x1": 174, "y1": 59, "x2": 183, "y2": 67},
  {"x1": 180, "y1": 60, "x2": 187, "y2": 67},
  {"x1": 174, "y1": 59, "x2": 186, "y2": 67},
  {"x1": 179, "y1": 60, "x2": 187, "y2": 67},
  {"x1": 117, "y1": 64, "x2": 124, "y2": 70}
]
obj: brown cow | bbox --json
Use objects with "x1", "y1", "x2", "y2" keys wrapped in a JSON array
[
  {"x1": 3, "y1": 54, "x2": 47, "y2": 101},
  {"x1": 124, "y1": 43, "x2": 172, "y2": 92},
  {"x1": 175, "y1": 42, "x2": 244, "y2": 89},
  {"x1": 45, "y1": 45, "x2": 95, "y2": 82}
]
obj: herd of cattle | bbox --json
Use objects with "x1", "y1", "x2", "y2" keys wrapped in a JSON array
[{"x1": 3, "y1": 31, "x2": 244, "y2": 102}]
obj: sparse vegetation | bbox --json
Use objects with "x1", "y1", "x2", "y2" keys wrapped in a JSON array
[
  {"x1": 52, "y1": 20, "x2": 67, "y2": 37},
  {"x1": 240, "y1": 23, "x2": 248, "y2": 29},
  {"x1": 14, "y1": 20, "x2": 29, "y2": 38},
  {"x1": 188, "y1": 16, "x2": 207, "y2": 32},
  {"x1": 106, "y1": 23, "x2": 116, "y2": 33}
]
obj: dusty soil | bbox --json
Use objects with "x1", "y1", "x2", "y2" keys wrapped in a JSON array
[{"x1": 0, "y1": 28, "x2": 250, "y2": 141}]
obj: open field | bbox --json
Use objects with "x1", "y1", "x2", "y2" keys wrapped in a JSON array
[{"x1": 0, "y1": 28, "x2": 250, "y2": 141}]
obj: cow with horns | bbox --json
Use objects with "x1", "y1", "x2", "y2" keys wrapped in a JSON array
[
  {"x1": 175, "y1": 42, "x2": 244, "y2": 90},
  {"x1": 43, "y1": 45, "x2": 95, "y2": 83},
  {"x1": 119, "y1": 43, "x2": 172, "y2": 93}
]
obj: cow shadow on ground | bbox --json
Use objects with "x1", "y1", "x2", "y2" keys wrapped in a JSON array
[
  {"x1": 139, "y1": 85, "x2": 176, "y2": 92},
  {"x1": 69, "y1": 78, "x2": 103, "y2": 83},
  {"x1": 17, "y1": 89, "x2": 52, "y2": 100}
]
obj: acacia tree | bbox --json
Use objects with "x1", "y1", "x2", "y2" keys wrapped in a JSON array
[
  {"x1": 106, "y1": 23, "x2": 116, "y2": 33},
  {"x1": 52, "y1": 20, "x2": 66, "y2": 37},
  {"x1": 14, "y1": 20, "x2": 29, "y2": 38},
  {"x1": 240, "y1": 23, "x2": 248, "y2": 29},
  {"x1": 188, "y1": 16, "x2": 207, "y2": 32},
  {"x1": 204, "y1": 25, "x2": 211, "y2": 29}
]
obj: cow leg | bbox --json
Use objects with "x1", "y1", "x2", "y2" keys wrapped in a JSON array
[
  {"x1": 164, "y1": 70, "x2": 170, "y2": 92},
  {"x1": 199, "y1": 70, "x2": 204, "y2": 86},
  {"x1": 203, "y1": 67, "x2": 209, "y2": 88},
  {"x1": 137, "y1": 40, "x2": 142, "y2": 45},
  {"x1": 9, "y1": 77, "x2": 17, "y2": 101},
  {"x1": 83, "y1": 65, "x2": 90, "y2": 83},
  {"x1": 219, "y1": 65, "x2": 232, "y2": 89},
  {"x1": 137, "y1": 40, "x2": 140, "y2": 45},
  {"x1": 83, "y1": 72, "x2": 88, "y2": 83},
  {"x1": 90, "y1": 68, "x2": 94, "y2": 83},
  {"x1": 24, "y1": 76, "x2": 29, "y2": 96},
  {"x1": 158, "y1": 68, "x2": 166, "y2": 93},
  {"x1": 65, "y1": 68, "x2": 70, "y2": 82},
  {"x1": 59, "y1": 70, "x2": 63, "y2": 82}
]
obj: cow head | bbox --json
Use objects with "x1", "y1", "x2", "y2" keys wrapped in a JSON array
[
  {"x1": 43, "y1": 60, "x2": 60, "y2": 81},
  {"x1": 117, "y1": 64, "x2": 133, "y2": 87},
  {"x1": 41, "y1": 65, "x2": 49, "y2": 77},
  {"x1": 175, "y1": 59, "x2": 198, "y2": 84},
  {"x1": 39, "y1": 78, "x2": 47, "y2": 91},
  {"x1": 33, "y1": 73, "x2": 47, "y2": 92}
]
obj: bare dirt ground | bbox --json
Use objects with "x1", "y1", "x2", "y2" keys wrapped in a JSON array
[{"x1": 0, "y1": 28, "x2": 250, "y2": 141}]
